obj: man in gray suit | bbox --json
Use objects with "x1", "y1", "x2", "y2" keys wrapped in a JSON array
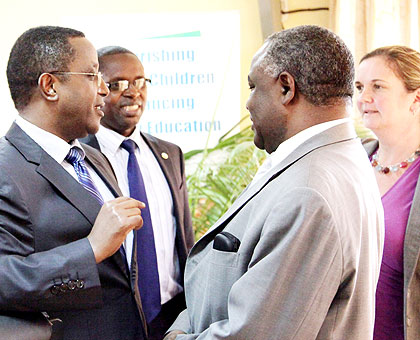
[
  {"x1": 0, "y1": 26, "x2": 146, "y2": 339},
  {"x1": 165, "y1": 25, "x2": 384, "y2": 340}
]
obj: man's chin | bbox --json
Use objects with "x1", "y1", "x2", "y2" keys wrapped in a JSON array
[
  {"x1": 122, "y1": 112, "x2": 142, "y2": 126},
  {"x1": 86, "y1": 123, "x2": 101, "y2": 136},
  {"x1": 253, "y1": 136, "x2": 264, "y2": 151}
]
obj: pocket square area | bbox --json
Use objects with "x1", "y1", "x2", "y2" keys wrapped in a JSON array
[{"x1": 213, "y1": 231, "x2": 241, "y2": 252}]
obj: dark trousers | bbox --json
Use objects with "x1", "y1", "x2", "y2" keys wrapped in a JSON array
[{"x1": 147, "y1": 292, "x2": 186, "y2": 340}]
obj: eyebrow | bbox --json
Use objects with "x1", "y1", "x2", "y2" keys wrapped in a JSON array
[
  {"x1": 108, "y1": 76, "x2": 146, "y2": 82},
  {"x1": 355, "y1": 78, "x2": 388, "y2": 84},
  {"x1": 371, "y1": 78, "x2": 387, "y2": 82},
  {"x1": 82, "y1": 63, "x2": 99, "y2": 73},
  {"x1": 88, "y1": 62, "x2": 99, "y2": 70}
]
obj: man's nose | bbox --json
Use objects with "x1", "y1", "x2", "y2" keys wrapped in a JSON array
[
  {"x1": 98, "y1": 77, "x2": 109, "y2": 97},
  {"x1": 123, "y1": 84, "x2": 142, "y2": 98}
]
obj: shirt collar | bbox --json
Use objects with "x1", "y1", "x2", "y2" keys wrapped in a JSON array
[
  {"x1": 15, "y1": 115, "x2": 82, "y2": 163},
  {"x1": 249, "y1": 118, "x2": 351, "y2": 188},
  {"x1": 96, "y1": 124, "x2": 144, "y2": 154},
  {"x1": 268, "y1": 117, "x2": 351, "y2": 167}
]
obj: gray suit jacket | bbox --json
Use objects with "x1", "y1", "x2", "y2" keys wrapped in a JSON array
[
  {"x1": 0, "y1": 123, "x2": 146, "y2": 340},
  {"x1": 169, "y1": 122, "x2": 384, "y2": 340},
  {"x1": 364, "y1": 139, "x2": 420, "y2": 340}
]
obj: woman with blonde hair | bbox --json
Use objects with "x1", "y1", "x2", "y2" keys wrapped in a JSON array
[{"x1": 355, "y1": 45, "x2": 420, "y2": 340}]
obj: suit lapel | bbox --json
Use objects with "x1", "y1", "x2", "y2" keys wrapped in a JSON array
[
  {"x1": 80, "y1": 134, "x2": 101, "y2": 149},
  {"x1": 37, "y1": 154, "x2": 102, "y2": 225},
  {"x1": 140, "y1": 132, "x2": 185, "y2": 236},
  {"x1": 191, "y1": 122, "x2": 357, "y2": 253},
  {"x1": 362, "y1": 138, "x2": 379, "y2": 156},
  {"x1": 83, "y1": 144, "x2": 122, "y2": 198},
  {"x1": 141, "y1": 132, "x2": 178, "y2": 193},
  {"x1": 404, "y1": 178, "x2": 420, "y2": 290},
  {"x1": 140, "y1": 133, "x2": 189, "y2": 267},
  {"x1": 82, "y1": 143, "x2": 130, "y2": 280},
  {"x1": 6, "y1": 123, "x2": 101, "y2": 226}
]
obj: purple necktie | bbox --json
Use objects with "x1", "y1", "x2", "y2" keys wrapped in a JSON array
[
  {"x1": 121, "y1": 139, "x2": 161, "y2": 323},
  {"x1": 65, "y1": 147, "x2": 104, "y2": 205}
]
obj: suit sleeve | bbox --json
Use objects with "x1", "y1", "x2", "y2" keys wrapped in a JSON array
[
  {"x1": 176, "y1": 187, "x2": 343, "y2": 340},
  {"x1": 167, "y1": 308, "x2": 192, "y2": 334},
  {"x1": 0, "y1": 172, "x2": 102, "y2": 312}
]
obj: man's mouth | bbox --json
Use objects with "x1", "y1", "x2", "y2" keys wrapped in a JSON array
[
  {"x1": 95, "y1": 103, "x2": 105, "y2": 116},
  {"x1": 122, "y1": 103, "x2": 141, "y2": 112}
]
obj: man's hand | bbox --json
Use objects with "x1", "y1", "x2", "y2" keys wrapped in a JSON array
[
  {"x1": 163, "y1": 330, "x2": 186, "y2": 340},
  {"x1": 87, "y1": 197, "x2": 145, "y2": 263}
]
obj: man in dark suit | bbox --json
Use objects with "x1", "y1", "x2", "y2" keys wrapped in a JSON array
[
  {"x1": 0, "y1": 26, "x2": 147, "y2": 340},
  {"x1": 81, "y1": 46, "x2": 194, "y2": 340}
]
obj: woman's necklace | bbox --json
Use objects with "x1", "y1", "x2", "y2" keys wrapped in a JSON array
[{"x1": 371, "y1": 147, "x2": 420, "y2": 174}]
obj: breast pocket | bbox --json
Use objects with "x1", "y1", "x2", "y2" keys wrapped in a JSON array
[
  {"x1": 207, "y1": 249, "x2": 242, "y2": 318},
  {"x1": 210, "y1": 248, "x2": 240, "y2": 268},
  {"x1": 208, "y1": 248, "x2": 242, "y2": 291}
]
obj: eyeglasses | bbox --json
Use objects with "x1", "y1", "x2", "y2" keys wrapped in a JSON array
[
  {"x1": 48, "y1": 71, "x2": 103, "y2": 87},
  {"x1": 106, "y1": 78, "x2": 151, "y2": 93}
]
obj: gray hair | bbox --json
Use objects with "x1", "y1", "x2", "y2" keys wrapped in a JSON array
[{"x1": 260, "y1": 25, "x2": 354, "y2": 106}]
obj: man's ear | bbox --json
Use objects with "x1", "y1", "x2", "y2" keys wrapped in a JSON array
[
  {"x1": 278, "y1": 71, "x2": 295, "y2": 105},
  {"x1": 38, "y1": 73, "x2": 58, "y2": 101}
]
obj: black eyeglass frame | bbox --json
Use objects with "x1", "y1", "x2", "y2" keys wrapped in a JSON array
[{"x1": 106, "y1": 77, "x2": 151, "y2": 92}]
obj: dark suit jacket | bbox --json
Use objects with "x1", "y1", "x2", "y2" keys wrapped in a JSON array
[
  {"x1": 0, "y1": 123, "x2": 146, "y2": 340},
  {"x1": 81, "y1": 132, "x2": 194, "y2": 287},
  {"x1": 364, "y1": 138, "x2": 420, "y2": 340}
]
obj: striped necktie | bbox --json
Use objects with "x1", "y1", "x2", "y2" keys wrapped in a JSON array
[{"x1": 65, "y1": 147, "x2": 104, "y2": 205}]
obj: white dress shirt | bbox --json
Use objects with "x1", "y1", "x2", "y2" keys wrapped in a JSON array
[
  {"x1": 95, "y1": 125, "x2": 181, "y2": 305},
  {"x1": 250, "y1": 118, "x2": 351, "y2": 187},
  {"x1": 15, "y1": 116, "x2": 115, "y2": 203}
]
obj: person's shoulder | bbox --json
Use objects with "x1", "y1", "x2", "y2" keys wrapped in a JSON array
[
  {"x1": 81, "y1": 142, "x2": 107, "y2": 162},
  {"x1": 360, "y1": 137, "x2": 378, "y2": 156},
  {"x1": 79, "y1": 134, "x2": 99, "y2": 149},
  {"x1": 0, "y1": 135, "x2": 12, "y2": 152},
  {"x1": 0, "y1": 135, "x2": 29, "y2": 165},
  {"x1": 361, "y1": 137, "x2": 378, "y2": 145}
]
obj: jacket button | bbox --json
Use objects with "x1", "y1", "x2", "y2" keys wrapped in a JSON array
[
  {"x1": 59, "y1": 283, "x2": 68, "y2": 293},
  {"x1": 407, "y1": 317, "x2": 412, "y2": 327},
  {"x1": 76, "y1": 279, "x2": 85, "y2": 289},
  {"x1": 67, "y1": 280, "x2": 77, "y2": 290},
  {"x1": 50, "y1": 285, "x2": 60, "y2": 295},
  {"x1": 407, "y1": 289, "x2": 411, "y2": 299}
]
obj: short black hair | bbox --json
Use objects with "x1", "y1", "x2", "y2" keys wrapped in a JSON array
[
  {"x1": 7, "y1": 26, "x2": 85, "y2": 111},
  {"x1": 97, "y1": 46, "x2": 136, "y2": 71}
]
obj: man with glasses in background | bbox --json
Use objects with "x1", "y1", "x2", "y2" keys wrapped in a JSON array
[
  {"x1": 81, "y1": 46, "x2": 194, "y2": 340},
  {"x1": 0, "y1": 26, "x2": 147, "y2": 340}
]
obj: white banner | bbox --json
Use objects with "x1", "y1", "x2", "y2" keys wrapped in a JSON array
[{"x1": 63, "y1": 11, "x2": 240, "y2": 152}]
